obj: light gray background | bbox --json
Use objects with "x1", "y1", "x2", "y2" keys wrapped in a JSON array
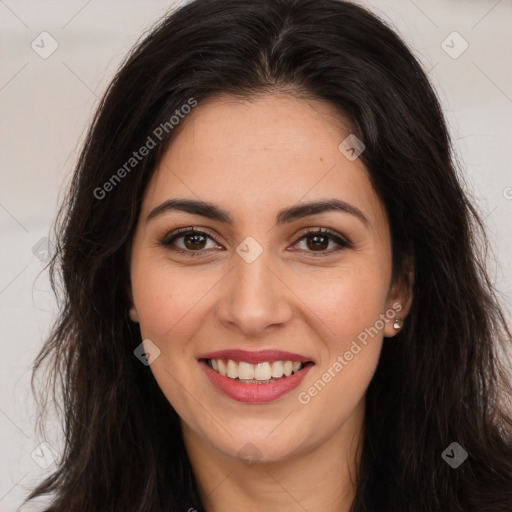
[{"x1": 1, "y1": 1, "x2": 511, "y2": 510}]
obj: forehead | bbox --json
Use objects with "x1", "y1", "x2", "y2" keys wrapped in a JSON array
[{"x1": 142, "y1": 93, "x2": 385, "y2": 228}]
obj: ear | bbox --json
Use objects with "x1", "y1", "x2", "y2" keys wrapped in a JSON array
[
  {"x1": 127, "y1": 286, "x2": 140, "y2": 323},
  {"x1": 129, "y1": 304, "x2": 140, "y2": 323},
  {"x1": 123, "y1": 245, "x2": 139, "y2": 323},
  {"x1": 384, "y1": 258, "x2": 414, "y2": 338}
]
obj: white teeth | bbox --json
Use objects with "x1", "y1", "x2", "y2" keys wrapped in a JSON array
[
  {"x1": 254, "y1": 362, "x2": 272, "y2": 380},
  {"x1": 226, "y1": 359, "x2": 238, "y2": 378},
  {"x1": 238, "y1": 361, "x2": 255, "y2": 380},
  {"x1": 271, "y1": 361, "x2": 284, "y2": 378},
  {"x1": 208, "y1": 358, "x2": 306, "y2": 380}
]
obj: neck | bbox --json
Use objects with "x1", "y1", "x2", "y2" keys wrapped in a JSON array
[{"x1": 181, "y1": 400, "x2": 365, "y2": 512}]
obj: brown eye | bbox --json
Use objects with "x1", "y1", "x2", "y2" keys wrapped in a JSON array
[
  {"x1": 294, "y1": 228, "x2": 351, "y2": 255},
  {"x1": 161, "y1": 228, "x2": 222, "y2": 255},
  {"x1": 182, "y1": 233, "x2": 208, "y2": 250},
  {"x1": 305, "y1": 233, "x2": 330, "y2": 251}
]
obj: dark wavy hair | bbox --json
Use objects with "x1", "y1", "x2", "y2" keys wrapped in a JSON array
[{"x1": 27, "y1": 0, "x2": 512, "y2": 510}]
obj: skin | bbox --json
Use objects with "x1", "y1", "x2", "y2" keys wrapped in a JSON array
[{"x1": 128, "y1": 92, "x2": 413, "y2": 512}]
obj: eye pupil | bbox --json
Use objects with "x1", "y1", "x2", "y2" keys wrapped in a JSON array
[
  {"x1": 307, "y1": 234, "x2": 329, "y2": 251},
  {"x1": 184, "y1": 233, "x2": 206, "y2": 250}
]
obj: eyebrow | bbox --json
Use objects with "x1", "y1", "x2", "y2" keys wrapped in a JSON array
[{"x1": 146, "y1": 198, "x2": 370, "y2": 227}]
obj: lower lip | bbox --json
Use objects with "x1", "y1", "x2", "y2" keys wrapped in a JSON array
[{"x1": 199, "y1": 360, "x2": 313, "y2": 403}]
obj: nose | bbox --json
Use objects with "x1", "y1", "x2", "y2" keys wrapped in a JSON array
[{"x1": 215, "y1": 247, "x2": 294, "y2": 337}]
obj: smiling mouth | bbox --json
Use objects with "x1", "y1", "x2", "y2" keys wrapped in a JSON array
[{"x1": 202, "y1": 358, "x2": 314, "y2": 384}]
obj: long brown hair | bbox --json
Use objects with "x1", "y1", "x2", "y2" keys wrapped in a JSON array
[{"x1": 27, "y1": 1, "x2": 512, "y2": 510}]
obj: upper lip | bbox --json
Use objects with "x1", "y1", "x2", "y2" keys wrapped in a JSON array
[{"x1": 198, "y1": 349, "x2": 313, "y2": 364}]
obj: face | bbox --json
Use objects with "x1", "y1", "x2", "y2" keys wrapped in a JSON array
[{"x1": 128, "y1": 93, "x2": 411, "y2": 464}]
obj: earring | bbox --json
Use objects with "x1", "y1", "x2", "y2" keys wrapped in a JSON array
[{"x1": 393, "y1": 317, "x2": 403, "y2": 330}]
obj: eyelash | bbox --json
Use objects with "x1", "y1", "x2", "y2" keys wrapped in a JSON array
[{"x1": 159, "y1": 226, "x2": 352, "y2": 258}]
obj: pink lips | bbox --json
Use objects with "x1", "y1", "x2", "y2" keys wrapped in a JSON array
[{"x1": 198, "y1": 349, "x2": 314, "y2": 403}]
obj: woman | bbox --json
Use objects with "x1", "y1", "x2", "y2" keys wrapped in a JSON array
[{"x1": 27, "y1": 0, "x2": 512, "y2": 510}]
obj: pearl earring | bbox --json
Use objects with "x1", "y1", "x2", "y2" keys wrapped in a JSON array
[{"x1": 393, "y1": 317, "x2": 403, "y2": 330}]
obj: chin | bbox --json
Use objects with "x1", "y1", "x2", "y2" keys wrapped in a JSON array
[{"x1": 212, "y1": 428, "x2": 308, "y2": 464}]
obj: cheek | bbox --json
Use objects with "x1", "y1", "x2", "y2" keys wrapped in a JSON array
[
  {"x1": 130, "y1": 262, "x2": 207, "y2": 414},
  {"x1": 297, "y1": 262, "x2": 388, "y2": 411},
  {"x1": 131, "y1": 260, "x2": 217, "y2": 341},
  {"x1": 298, "y1": 279, "x2": 386, "y2": 433},
  {"x1": 309, "y1": 261, "x2": 391, "y2": 351}
]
